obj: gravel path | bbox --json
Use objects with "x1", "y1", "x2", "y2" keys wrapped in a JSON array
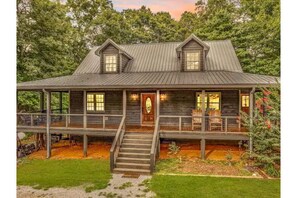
[{"x1": 17, "y1": 174, "x2": 156, "y2": 198}]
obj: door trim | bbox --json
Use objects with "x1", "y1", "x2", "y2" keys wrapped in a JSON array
[{"x1": 140, "y1": 93, "x2": 156, "y2": 126}]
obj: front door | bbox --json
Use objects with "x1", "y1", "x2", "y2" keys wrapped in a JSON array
[{"x1": 141, "y1": 93, "x2": 155, "y2": 125}]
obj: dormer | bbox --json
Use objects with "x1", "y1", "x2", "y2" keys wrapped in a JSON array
[
  {"x1": 176, "y1": 34, "x2": 210, "y2": 72},
  {"x1": 95, "y1": 39, "x2": 133, "y2": 73}
]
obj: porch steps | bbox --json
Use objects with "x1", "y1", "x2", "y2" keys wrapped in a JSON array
[{"x1": 113, "y1": 132, "x2": 153, "y2": 175}]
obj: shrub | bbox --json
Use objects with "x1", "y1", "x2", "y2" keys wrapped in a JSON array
[{"x1": 168, "y1": 142, "x2": 180, "y2": 155}]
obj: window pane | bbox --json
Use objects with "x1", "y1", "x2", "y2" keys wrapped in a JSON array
[
  {"x1": 196, "y1": 93, "x2": 207, "y2": 110},
  {"x1": 105, "y1": 55, "x2": 117, "y2": 72},
  {"x1": 186, "y1": 52, "x2": 200, "y2": 70},
  {"x1": 242, "y1": 95, "x2": 249, "y2": 107}
]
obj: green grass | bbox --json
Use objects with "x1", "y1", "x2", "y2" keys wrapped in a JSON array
[
  {"x1": 149, "y1": 175, "x2": 280, "y2": 198},
  {"x1": 17, "y1": 159, "x2": 111, "y2": 192}
]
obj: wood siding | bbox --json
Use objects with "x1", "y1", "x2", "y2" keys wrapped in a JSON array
[
  {"x1": 126, "y1": 91, "x2": 141, "y2": 125},
  {"x1": 121, "y1": 54, "x2": 130, "y2": 72},
  {"x1": 70, "y1": 91, "x2": 123, "y2": 125},
  {"x1": 100, "y1": 44, "x2": 120, "y2": 73},
  {"x1": 181, "y1": 39, "x2": 204, "y2": 72}
]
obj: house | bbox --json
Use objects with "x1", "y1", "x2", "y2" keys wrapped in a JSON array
[{"x1": 17, "y1": 34, "x2": 278, "y2": 174}]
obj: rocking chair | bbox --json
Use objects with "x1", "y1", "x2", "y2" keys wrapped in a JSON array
[
  {"x1": 208, "y1": 110, "x2": 223, "y2": 131},
  {"x1": 192, "y1": 109, "x2": 202, "y2": 130}
]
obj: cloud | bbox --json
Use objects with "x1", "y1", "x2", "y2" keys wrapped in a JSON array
[{"x1": 112, "y1": 0, "x2": 196, "y2": 20}]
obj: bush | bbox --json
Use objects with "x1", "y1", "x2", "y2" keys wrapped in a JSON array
[{"x1": 168, "y1": 142, "x2": 180, "y2": 155}]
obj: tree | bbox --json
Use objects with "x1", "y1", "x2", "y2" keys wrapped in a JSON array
[
  {"x1": 242, "y1": 85, "x2": 280, "y2": 177},
  {"x1": 232, "y1": 0, "x2": 280, "y2": 76}
]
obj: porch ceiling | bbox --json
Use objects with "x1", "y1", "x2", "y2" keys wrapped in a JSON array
[{"x1": 17, "y1": 71, "x2": 279, "y2": 90}]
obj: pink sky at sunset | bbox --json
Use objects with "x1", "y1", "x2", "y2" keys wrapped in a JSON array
[{"x1": 112, "y1": 0, "x2": 197, "y2": 20}]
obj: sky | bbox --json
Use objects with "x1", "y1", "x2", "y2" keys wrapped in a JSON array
[{"x1": 112, "y1": 0, "x2": 197, "y2": 20}]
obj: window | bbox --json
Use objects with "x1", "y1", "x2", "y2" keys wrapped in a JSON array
[
  {"x1": 104, "y1": 55, "x2": 117, "y2": 72},
  {"x1": 87, "y1": 93, "x2": 105, "y2": 112},
  {"x1": 196, "y1": 92, "x2": 221, "y2": 111},
  {"x1": 241, "y1": 95, "x2": 249, "y2": 107},
  {"x1": 186, "y1": 52, "x2": 200, "y2": 70}
]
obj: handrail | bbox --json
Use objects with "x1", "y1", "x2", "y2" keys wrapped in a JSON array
[
  {"x1": 159, "y1": 115, "x2": 240, "y2": 119},
  {"x1": 150, "y1": 116, "x2": 160, "y2": 173},
  {"x1": 110, "y1": 116, "x2": 126, "y2": 171}
]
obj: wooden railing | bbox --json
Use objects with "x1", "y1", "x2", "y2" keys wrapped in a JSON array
[
  {"x1": 159, "y1": 115, "x2": 242, "y2": 132},
  {"x1": 110, "y1": 116, "x2": 126, "y2": 171},
  {"x1": 17, "y1": 112, "x2": 123, "y2": 131},
  {"x1": 17, "y1": 113, "x2": 47, "y2": 127},
  {"x1": 150, "y1": 117, "x2": 160, "y2": 173}
]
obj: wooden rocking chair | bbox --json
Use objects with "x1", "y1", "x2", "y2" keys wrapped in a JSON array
[
  {"x1": 208, "y1": 110, "x2": 223, "y2": 131},
  {"x1": 192, "y1": 109, "x2": 202, "y2": 130}
]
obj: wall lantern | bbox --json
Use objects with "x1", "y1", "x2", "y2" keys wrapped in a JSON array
[
  {"x1": 160, "y1": 94, "x2": 167, "y2": 101},
  {"x1": 131, "y1": 93, "x2": 139, "y2": 101}
]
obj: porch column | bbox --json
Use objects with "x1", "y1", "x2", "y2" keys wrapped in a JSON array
[
  {"x1": 201, "y1": 90, "x2": 206, "y2": 132},
  {"x1": 200, "y1": 139, "x2": 206, "y2": 160},
  {"x1": 83, "y1": 90, "x2": 87, "y2": 157},
  {"x1": 83, "y1": 134, "x2": 88, "y2": 157},
  {"x1": 123, "y1": 90, "x2": 127, "y2": 116},
  {"x1": 46, "y1": 90, "x2": 51, "y2": 158},
  {"x1": 156, "y1": 90, "x2": 160, "y2": 117},
  {"x1": 59, "y1": 92, "x2": 63, "y2": 114},
  {"x1": 40, "y1": 91, "x2": 45, "y2": 112},
  {"x1": 249, "y1": 88, "x2": 255, "y2": 154},
  {"x1": 83, "y1": 90, "x2": 87, "y2": 128}
]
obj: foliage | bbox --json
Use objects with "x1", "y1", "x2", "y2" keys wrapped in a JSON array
[
  {"x1": 149, "y1": 175, "x2": 280, "y2": 198},
  {"x1": 168, "y1": 142, "x2": 180, "y2": 155},
  {"x1": 116, "y1": 182, "x2": 133, "y2": 190},
  {"x1": 242, "y1": 84, "x2": 280, "y2": 177},
  {"x1": 17, "y1": 0, "x2": 280, "y2": 111},
  {"x1": 225, "y1": 150, "x2": 233, "y2": 166},
  {"x1": 17, "y1": 159, "x2": 111, "y2": 192}
]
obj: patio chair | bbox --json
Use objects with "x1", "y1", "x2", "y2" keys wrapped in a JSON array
[
  {"x1": 208, "y1": 110, "x2": 223, "y2": 131},
  {"x1": 192, "y1": 109, "x2": 202, "y2": 130}
]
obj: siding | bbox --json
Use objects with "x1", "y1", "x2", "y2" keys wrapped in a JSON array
[
  {"x1": 182, "y1": 40, "x2": 205, "y2": 71},
  {"x1": 121, "y1": 54, "x2": 130, "y2": 72},
  {"x1": 69, "y1": 91, "x2": 123, "y2": 125},
  {"x1": 126, "y1": 91, "x2": 141, "y2": 125},
  {"x1": 159, "y1": 90, "x2": 239, "y2": 126}
]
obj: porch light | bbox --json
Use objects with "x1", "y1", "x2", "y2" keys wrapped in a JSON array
[
  {"x1": 131, "y1": 93, "x2": 139, "y2": 101},
  {"x1": 160, "y1": 94, "x2": 167, "y2": 101}
]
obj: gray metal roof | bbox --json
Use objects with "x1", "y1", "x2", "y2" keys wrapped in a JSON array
[
  {"x1": 74, "y1": 40, "x2": 243, "y2": 74},
  {"x1": 17, "y1": 71, "x2": 279, "y2": 90}
]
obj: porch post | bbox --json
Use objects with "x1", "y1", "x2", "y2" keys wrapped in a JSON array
[
  {"x1": 83, "y1": 134, "x2": 88, "y2": 157},
  {"x1": 40, "y1": 91, "x2": 45, "y2": 112},
  {"x1": 83, "y1": 90, "x2": 87, "y2": 128},
  {"x1": 201, "y1": 90, "x2": 206, "y2": 132},
  {"x1": 46, "y1": 90, "x2": 51, "y2": 158},
  {"x1": 200, "y1": 139, "x2": 206, "y2": 160},
  {"x1": 123, "y1": 90, "x2": 127, "y2": 116},
  {"x1": 156, "y1": 90, "x2": 160, "y2": 117},
  {"x1": 59, "y1": 92, "x2": 63, "y2": 114},
  {"x1": 249, "y1": 88, "x2": 255, "y2": 154}
]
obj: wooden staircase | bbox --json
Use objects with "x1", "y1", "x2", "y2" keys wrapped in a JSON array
[{"x1": 113, "y1": 132, "x2": 153, "y2": 175}]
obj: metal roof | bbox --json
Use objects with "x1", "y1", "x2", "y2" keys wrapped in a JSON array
[
  {"x1": 17, "y1": 71, "x2": 279, "y2": 90},
  {"x1": 74, "y1": 40, "x2": 243, "y2": 74}
]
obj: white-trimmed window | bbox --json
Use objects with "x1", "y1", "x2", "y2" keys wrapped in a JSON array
[
  {"x1": 186, "y1": 52, "x2": 200, "y2": 70},
  {"x1": 104, "y1": 55, "x2": 117, "y2": 72},
  {"x1": 87, "y1": 93, "x2": 105, "y2": 112},
  {"x1": 196, "y1": 92, "x2": 221, "y2": 111}
]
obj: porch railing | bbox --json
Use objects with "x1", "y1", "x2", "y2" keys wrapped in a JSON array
[
  {"x1": 150, "y1": 116, "x2": 160, "y2": 173},
  {"x1": 17, "y1": 112, "x2": 123, "y2": 131},
  {"x1": 159, "y1": 115, "x2": 243, "y2": 132},
  {"x1": 110, "y1": 116, "x2": 126, "y2": 171}
]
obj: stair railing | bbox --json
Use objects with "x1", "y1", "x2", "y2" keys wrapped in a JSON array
[
  {"x1": 150, "y1": 116, "x2": 160, "y2": 173},
  {"x1": 110, "y1": 116, "x2": 126, "y2": 172}
]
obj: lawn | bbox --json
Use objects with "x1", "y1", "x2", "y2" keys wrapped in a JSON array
[
  {"x1": 17, "y1": 159, "x2": 111, "y2": 192},
  {"x1": 149, "y1": 175, "x2": 280, "y2": 198}
]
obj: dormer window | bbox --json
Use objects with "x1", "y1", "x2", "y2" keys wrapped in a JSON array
[
  {"x1": 186, "y1": 52, "x2": 201, "y2": 71},
  {"x1": 104, "y1": 55, "x2": 117, "y2": 72}
]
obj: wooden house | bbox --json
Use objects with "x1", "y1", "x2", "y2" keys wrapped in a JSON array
[{"x1": 17, "y1": 34, "x2": 279, "y2": 174}]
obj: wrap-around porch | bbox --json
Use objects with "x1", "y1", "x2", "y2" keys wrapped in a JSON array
[{"x1": 17, "y1": 88, "x2": 254, "y2": 156}]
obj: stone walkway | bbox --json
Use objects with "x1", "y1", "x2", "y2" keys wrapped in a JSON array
[{"x1": 17, "y1": 174, "x2": 156, "y2": 198}]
